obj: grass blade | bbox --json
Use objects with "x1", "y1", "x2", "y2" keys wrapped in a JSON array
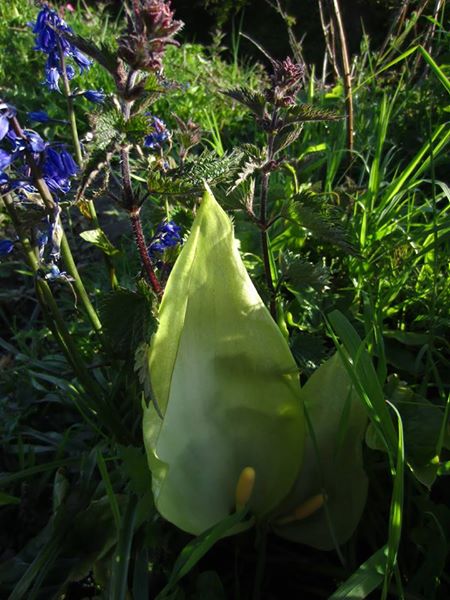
[{"x1": 329, "y1": 545, "x2": 388, "y2": 599}]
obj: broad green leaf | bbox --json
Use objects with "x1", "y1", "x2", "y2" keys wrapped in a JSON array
[
  {"x1": 79, "y1": 228, "x2": 119, "y2": 256},
  {"x1": 273, "y1": 352, "x2": 368, "y2": 550},
  {"x1": 143, "y1": 186, "x2": 304, "y2": 535}
]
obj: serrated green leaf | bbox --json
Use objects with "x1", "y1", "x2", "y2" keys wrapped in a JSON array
[
  {"x1": 273, "y1": 352, "x2": 368, "y2": 550},
  {"x1": 283, "y1": 103, "x2": 343, "y2": 124},
  {"x1": 287, "y1": 192, "x2": 356, "y2": 253},
  {"x1": 222, "y1": 87, "x2": 267, "y2": 118},
  {"x1": 282, "y1": 256, "x2": 330, "y2": 292},
  {"x1": 99, "y1": 288, "x2": 155, "y2": 357},
  {"x1": 79, "y1": 228, "x2": 119, "y2": 256},
  {"x1": 143, "y1": 186, "x2": 304, "y2": 535},
  {"x1": 273, "y1": 123, "x2": 303, "y2": 154}
]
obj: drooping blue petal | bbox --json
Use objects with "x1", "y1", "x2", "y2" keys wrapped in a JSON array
[
  {"x1": 83, "y1": 89, "x2": 106, "y2": 104},
  {"x1": 24, "y1": 130, "x2": 47, "y2": 153},
  {"x1": 0, "y1": 240, "x2": 14, "y2": 256},
  {"x1": 28, "y1": 111, "x2": 51, "y2": 123},
  {"x1": 0, "y1": 116, "x2": 10, "y2": 141},
  {"x1": 71, "y1": 47, "x2": 92, "y2": 72},
  {"x1": 0, "y1": 149, "x2": 14, "y2": 171}
]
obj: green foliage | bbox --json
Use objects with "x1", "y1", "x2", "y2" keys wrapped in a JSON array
[{"x1": 1, "y1": 0, "x2": 450, "y2": 598}]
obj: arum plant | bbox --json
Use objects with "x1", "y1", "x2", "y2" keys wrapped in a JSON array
[{"x1": 143, "y1": 186, "x2": 369, "y2": 551}]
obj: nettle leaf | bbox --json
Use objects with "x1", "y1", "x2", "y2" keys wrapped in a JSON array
[
  {"x1": 283, "y1": 103, "x2": 343, "y2": 125},
  {"x1": 88, "y1": 108, "x2": 123, "y2": 151},
  {"x1": 100, "y1": 286, "x2": 155, "y2": 358},
  {"x1": 148, "y1": 168, "x2": 203, "y2": 197},
  {"x1": 228, "y1": 159, "x2": 262, "y2": 193},
  {"x1": 166, "y1": 150, "x2": 243, "y2": 192},
  {"x1": 123, "y1": 114, "x2": 149, "y2": 143},
  {"x1": 143, "y1": 187, "x2": 304, "y2": 535},
  {"x1": 287, "y1": 192, "x2": 356, "y2": 253},
  {"x1": 273, "y1": 123, "x2": 303, "y2": 155},
  {"x1": 213, "y1": 178, "x2": 256, "y2": 213},
  {"x1": 281, "y1": 255, "x2": 330, "y2": 293},
  {"x1": 57, "y1": 28, "x2": 120, "y2": 76},
  {"x1": 273, "y1": 352, "x2": 368, "y2": 550},
  {"x1": 75, "y1": 144, "x2": 116, "y2": 209},
  {"x1": 79, "y1": 228, "x2": 119, "y2": 256},
  {"x1": 222, "y1": 87, "x2": 267, "y2": 118}
]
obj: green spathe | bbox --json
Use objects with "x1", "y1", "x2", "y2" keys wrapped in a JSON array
[{"x1": 143, "y1": 186, "x2": 304, "y2": 535}]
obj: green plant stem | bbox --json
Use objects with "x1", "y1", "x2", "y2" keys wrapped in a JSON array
[
  {"x1": 9, "y1": 116, "x2": 103, "y2": 334},
  {"x1": 331, "y1": 0, "x2": 354, "y2": 158},
  {"x1": 3, "y1": 196, "x2": 98, "y2": 400},
  {"x1": 58, "y1": 44, "x2": 83, "y2": 167},
  {"x1": 58, "y1": 43, "x2": 119, "y2": 289},
  {"x1": 119, "y1": 71, "x2": 162, "y2": 297},
  {"x1": 259, "y1": 119, "x2": 277, "y2": 319}
]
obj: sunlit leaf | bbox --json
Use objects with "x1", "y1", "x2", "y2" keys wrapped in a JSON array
[{"x1": 273, "y1": 352, "x2": 368, "y2": 550}]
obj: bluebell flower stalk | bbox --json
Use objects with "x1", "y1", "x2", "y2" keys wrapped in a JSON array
[
  {"x1": 0, "y1": 192, "x2": 121, "y2": 438},
  {"x1": 31, "y1": 3, "x2": 92, "y2": 91},
  {"x1": 4, "y1": 111, "x2": 102, "y2": 333}
]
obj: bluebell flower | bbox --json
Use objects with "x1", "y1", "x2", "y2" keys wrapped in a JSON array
[
  {"x1": 71, "y1": 47, "x2": 92, "y2": 72},
  {"x1": 10, "y1": 177, "x2": 36, "y2": 191},
  {"x1": 148, "y1": 220, "x2": 182, "y2": 261},
  {"x1": 44, "y1": 62, "x2": 60, "y2": 91},
  {"x1": 0, "y1": 103, "x2": 16, "y2": 141},
  {"x1": 0, "y1": 172, "x2": 9, "y2": 187},
  {"x1": 30, "y1": 4, "x2": 91, "y2": 91},
  {"x1": 0, "y1": 149, "x2": 14, "y2": 171},
  {"x1": 82, "y1": 89, "x2": 106, "y2": 104},
  {"x1": 45, "y1": 263, "x2": 62, "y2": 280},
  {"x1": 28, "y1": 111, "x2": 51, "y2": 123},
  {"x1": 0, "y1": 240, "x2": 14, "y2": 256},
  {"x1": 144, "y1": 116, "x2": 170, "y2": 150},
  {"x1": 25, "y1": 131, "x2": 47, "y2": 154},
  {"x1": 0, "y1": 116, "x2": 10, "y2": 141},
  {"x1": 42, "y1": 147, "x2": 78, "y2": 195}
]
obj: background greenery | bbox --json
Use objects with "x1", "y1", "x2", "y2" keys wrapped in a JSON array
[{"x1": 0, "y1": 0, "x2": 449, "y2": 598}]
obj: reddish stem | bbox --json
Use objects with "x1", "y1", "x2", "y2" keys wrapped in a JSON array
[{"x1": 130, "y1": 208, "x2": 163, "y2": 297}]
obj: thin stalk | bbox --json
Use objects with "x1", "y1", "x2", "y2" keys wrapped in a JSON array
[
  {"x1": 258, "y1": 111, "x2": 278, "y2": 318},
  {"x1": 3, "y1": 196, "x2": 98, "y2": 402},
  {"x1": 9, "y1": 116, "x2": 103, "y2": 333},
  {"x1": 58, "y1": 43, "x2": 83, "y2": 167},
  {"x1": 119, "y1": 70, "x2": 162, "y2": 297},
  {"x1": 58, "y1": 43, "x2": 119, "y2": 289},
  {"x1": 5, "y1": 196, "x2": 128, "y2": 440},
  {"x1": 331, "y1": 0, "x2": 354, "y2": 157},
  {"x1": 130, "y1": 208, "x2": 163, "y2": 297}
]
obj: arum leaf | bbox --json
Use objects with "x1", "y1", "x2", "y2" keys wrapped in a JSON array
[
  {"x1": 143, "y1": 186, "x2": 304, "y2": 535},
  {"x1": 273, "y1": 352, "x2": 368, "y2": 550}
]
